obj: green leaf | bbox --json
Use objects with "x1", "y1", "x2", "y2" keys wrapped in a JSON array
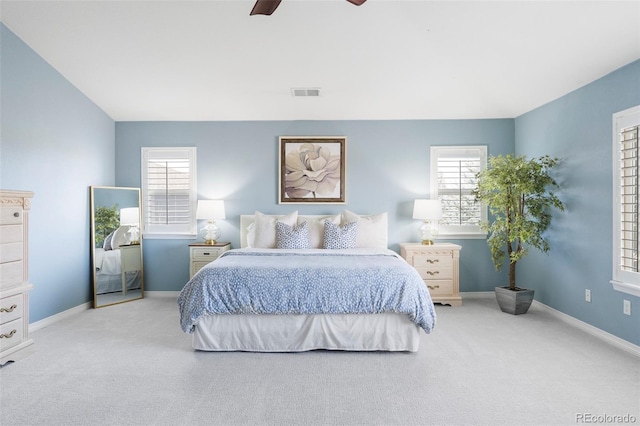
[
  {"x1": 94, "y1": 204, "x2": 120, "y2": 247},
  {"x1": 474, "y1": 154, "x2": 564, "y2": 285}
]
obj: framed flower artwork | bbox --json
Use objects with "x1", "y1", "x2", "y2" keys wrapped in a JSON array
[{"x1": 279, "y1": 136, "x2": 346, "y2": 204}]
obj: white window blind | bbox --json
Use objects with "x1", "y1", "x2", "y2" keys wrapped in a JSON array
[
  {"x1": 612, "y1": 105, "x2": 640, "y2": 297},
  {"x1": 620, "y1": 125, "x2": 639, "y2": 273},
  {"x1": 141, "y1": 147, "x2": 197, "y2": 237},
  {"x1": 430, "y1": 146, "x2": 487, "y2": 238}
]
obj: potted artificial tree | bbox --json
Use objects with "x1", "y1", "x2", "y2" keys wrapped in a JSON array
[
  {"x1": 94, "y1": 204, "x2": 120, "y2": 248},
  {"x1": 474, "y1": 154, "x2": 564, "y2": 315}
]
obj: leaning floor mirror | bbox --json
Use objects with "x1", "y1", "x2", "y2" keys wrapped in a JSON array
[{"x1": 90, "y1": 186, "x2": 144, "y2": 308}]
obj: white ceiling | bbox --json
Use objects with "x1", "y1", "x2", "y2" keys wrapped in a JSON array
[{"x1": 1, "y1": 0, "x2": 639, "y2": 121}]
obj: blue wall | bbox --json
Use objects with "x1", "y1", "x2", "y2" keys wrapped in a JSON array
[
  {"x1": 115, "y1": 120, "x2": 513, "y2": 291},
  {"x1": 0, "y1": 24, "x2": 115, "y2": 322},
  {"x1": 2, "y1": 22, "x2": 638, "y2": 346},
  {"x1": 516, "y1": 60, "x2": 640, "y2": 345}
]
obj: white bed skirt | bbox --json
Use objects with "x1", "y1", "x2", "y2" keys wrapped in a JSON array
[{"x1": 192, "y1": 313, "x2": 421, "y2": 352}]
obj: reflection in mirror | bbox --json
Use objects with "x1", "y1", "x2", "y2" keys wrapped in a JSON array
[{"x1": 90, "y1": 186, "x2": 144, "y2": 308}]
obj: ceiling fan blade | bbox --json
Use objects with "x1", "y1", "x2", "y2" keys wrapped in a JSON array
[
  {"x1": 346, "y1": 0, "x2": 367, "y2": 5},
  {"x1": 250, "y1": 0, "x2": 282, "y2": 16}
]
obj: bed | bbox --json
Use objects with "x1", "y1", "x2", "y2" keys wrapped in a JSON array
[
  {"x1": 94, "y1": 225, "x2": 142, "y2": 295},
  {"x1": 177, "y1": 211, "x2": 437, "y2": 352}
]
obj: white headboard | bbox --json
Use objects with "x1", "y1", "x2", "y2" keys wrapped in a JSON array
[{"x1": 240, "y1": 215, "x2": 256, "y2": 248}]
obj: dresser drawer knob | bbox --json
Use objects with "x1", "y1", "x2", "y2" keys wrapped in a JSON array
[
  {"x1": 13, "y1": 212, "x2": 20, "y2": 218},
  {"x1": 427, "y1": 285, "x2": 440, "y2": 290},
  {"x1": 0, "y1": 304, "x2": 17, "y2": 313},
  {"x1": 426, "y1": 271, "x2": 440, "y2": 276},
  {"x1": 426, "y1": 259, "x2": 439, "y2": 264},
  {"x1": 0, "y1": 330, "x2": 17, "y2": 339}
]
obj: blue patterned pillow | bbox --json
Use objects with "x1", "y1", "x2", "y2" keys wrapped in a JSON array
[
  {"x1": 276, "y1": 221, "x2": 311, "y2": 249},
  {"x1": 323, "y1": 221, "x2": 358, "y2": 249}
]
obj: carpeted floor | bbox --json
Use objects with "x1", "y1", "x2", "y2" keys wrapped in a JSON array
[{"x1": 1, "y1": 295, "x2": 638, "y2": 426}]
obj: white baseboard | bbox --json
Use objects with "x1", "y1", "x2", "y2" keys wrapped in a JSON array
[
  {"x1": 460, "y1": 291, "x2": 494, "y2": 299},
  {"x1": 28, "y1": 292, "x2": 179, "y2": 332},
  {"x1": 29, "y1": 301, "x2": 92, "y2": 333},
  {"x1": 530, "y1": 300, "x2": 640, "y2": 358},
  {"x1": 461, "y1": 292, "x2": 639, "y2": 357},
  {"x1": 145, "y1": 291, "x2": 180, "y2": 298}
]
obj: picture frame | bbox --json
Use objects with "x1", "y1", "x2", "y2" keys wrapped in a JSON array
[{"x1": 279, "y1": 136, "x2": 346, "y2": 204}]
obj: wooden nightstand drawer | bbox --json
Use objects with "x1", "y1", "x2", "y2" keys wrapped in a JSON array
[
  {"x1": 0, "y1": 317, "x2": 24, "y2": 352},
  {"x1": 119, "y1": 245, "x2": 142, "y2": 272},
  {"x1": 192, "y1": 247, "x2": 225, "y2": 261},
  {"x1": 0, "y1": 294, "x2": 23, "y2": 324},
  {"x1": 415, "y1": 266, "x2": 453, "y2": 280},
  {"x1": 424, "y1": 280, "x2": 454, "y2": 297},
  {"x1": 412, "y1": 255, "x2": 452, "y2": 270},
  {"x1": 193, "y1": 261, "x2": 212, "y2": 275}
]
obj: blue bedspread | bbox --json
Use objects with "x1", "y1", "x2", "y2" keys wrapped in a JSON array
[{"x1": 177, "y1": 248, "x2": 436, "y2": 334}]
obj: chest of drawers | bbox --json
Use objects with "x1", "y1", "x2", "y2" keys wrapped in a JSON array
[
  {"x1": 189, "y1": 243, "x2": 230, "y2": 278},
  {"x1": 1, "y1": 190, "x2": 34, "y2": 363},
  {"x1": 400, "y1": 243, "x2": 462, "y2": 306}
]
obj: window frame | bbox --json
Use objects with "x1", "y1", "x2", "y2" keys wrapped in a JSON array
[
  {"x1": 611, "y1": 105, "x2": 640, "y2": 297},
  {"x1": 430, "y1": 145, "x2": 488, "y2": 239},
  {"x1": 141, "y1": 147, "x2": 197, "y2": 239}
]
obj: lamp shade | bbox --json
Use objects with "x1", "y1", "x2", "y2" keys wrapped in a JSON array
[
  {"x1": 120, "y1": 207, "x2": 140, "y2": 226},
  {"x1": 412, "y1": 199, "x2": 443, "y2": 220},
  {"x1": 197, "y1": 200, "x2": 225, "y2": 220}
]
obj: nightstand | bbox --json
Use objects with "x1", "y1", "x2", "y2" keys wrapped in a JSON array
[
  {"x1": 189, "y1": 243, "x2": 230, "y2": 278},
  {"x1": 400, "y1": 243, "x2": 462, "y2": 306},
  {"x1": 119, "y1": 244, "x2": 142, "y2": 295}
]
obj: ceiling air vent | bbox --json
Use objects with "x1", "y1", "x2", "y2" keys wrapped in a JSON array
[{"x1": 291, "y1": 88, "x2": 321, "y2": 97}]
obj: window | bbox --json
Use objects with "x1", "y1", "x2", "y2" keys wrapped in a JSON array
[
  {"x1": 612, "y1": 106, "x2": 640, "y2": 297},
  {"x1": 141, "y1": 147, "x2": 197, "y2": 238},
  {"x1": 430, "y1": 146, "x2": 487, "y2": 238}
]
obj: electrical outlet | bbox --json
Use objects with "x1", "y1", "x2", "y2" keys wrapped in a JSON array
[
  {"x1": 623, "y1": 300, "x2": 631, "y2": 316},
  {"x1": 585, "y1": 289, "x2": 591, "y2": 303}
]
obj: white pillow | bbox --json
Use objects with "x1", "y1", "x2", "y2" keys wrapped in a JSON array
[
  {"x1": 253, "y1": 211, "x2": 298, "y2": 248},
  {"x1": 297, "y1": 214, "x2": 341, "y2": 249},
  {"x1": 111, "y1": 225, "x2": 131, "y2": 250},
  {"x1": 103, "y1": 230, "x2": 116, "y2": 251},
  {"x1": 341, "y1": 210, "x2": 388, "y2": 248},
  {"x1": 245, "y1": 222, "x2": 256, "y2": 248}
]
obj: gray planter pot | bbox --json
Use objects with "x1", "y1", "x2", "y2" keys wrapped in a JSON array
[{"x1": 494, "y1": 286, "x2": 534, "y2": 315}]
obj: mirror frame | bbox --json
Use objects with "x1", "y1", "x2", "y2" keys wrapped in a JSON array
[{"x1": 90, "y1": 186, "x2": 144, "y2": 308}]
